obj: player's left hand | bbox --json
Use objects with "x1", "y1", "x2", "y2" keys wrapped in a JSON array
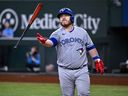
[{"x1": 95, "y1": 59, "x2": 104, "y2": 74}]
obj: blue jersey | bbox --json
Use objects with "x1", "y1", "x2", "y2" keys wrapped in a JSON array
[
  {"x1": 50, "y1": 26, "x2": 94, "y2": 69},
  {"x1": 26, "y1": 53, "x2": 40, "y2": 65}
]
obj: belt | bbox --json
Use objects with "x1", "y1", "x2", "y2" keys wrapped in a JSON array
[{"x1": 58, "y1": 64, "x2": 86, "y2": 70}]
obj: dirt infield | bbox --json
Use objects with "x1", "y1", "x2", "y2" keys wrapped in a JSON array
[{"x1": 0, "y1": 72, "x2": 128, "y2": 85}]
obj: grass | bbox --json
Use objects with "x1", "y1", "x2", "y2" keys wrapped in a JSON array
[{"x1": 0, "y1": 82, "x2": 128, "y2": 96}]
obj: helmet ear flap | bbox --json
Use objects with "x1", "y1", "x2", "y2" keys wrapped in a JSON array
[{"x1": 70, "y1": 15, "x2": 74, "y2": 23}]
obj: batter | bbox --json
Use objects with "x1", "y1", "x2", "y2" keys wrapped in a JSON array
[{"x1": 36, "y1": 8, "x2": 104, "y2": 96}]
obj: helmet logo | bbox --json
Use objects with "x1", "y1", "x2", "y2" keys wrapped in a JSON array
[{"x1": 59, "y1": 8, "x2": 72, "y2": 13}]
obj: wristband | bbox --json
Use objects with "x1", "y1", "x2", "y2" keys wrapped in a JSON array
[{"x1": 92, "y1": 56, "x2": 100, "y2": 61}]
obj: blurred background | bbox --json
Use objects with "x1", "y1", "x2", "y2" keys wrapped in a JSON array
[{"x1": 0, "y1": 0, "x2": 128, "y2": 74}]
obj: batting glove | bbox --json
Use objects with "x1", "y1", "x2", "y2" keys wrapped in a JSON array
[
  {"x1": 36, "y1": 33, "x2": 47, "y2": 44},
  {"x1": 95, "y1": 59, "x2": 104, "y2": 74}
]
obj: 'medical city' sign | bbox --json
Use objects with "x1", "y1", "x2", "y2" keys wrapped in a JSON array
[{"x1": 0, "y1": 0, "x2": 107, "y2": 37}]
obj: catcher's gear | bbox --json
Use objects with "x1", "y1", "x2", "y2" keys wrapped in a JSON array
[
  {"x1": 57, "y1": 8, "x2": 74, "y2": 23},
  {"x1": 36, "y1": 33, "x2": 47, "y2": 44},
  {"x1": 95, "y1": 59, "x2": 104, "y2": 74}
]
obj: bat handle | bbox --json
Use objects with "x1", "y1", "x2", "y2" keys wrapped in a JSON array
[
  {"x1": 14, "y1": 24, "x2": 30, "y2": 48},
  {"x1": 14, "y1": 33, "x2": 25, "y2": 49},
  {"x1": 14, "y1": 41, "x2": 19, "y2": 49},
  {"x1": 14, "y1": 36, "x2": 23, "y2": 48}
]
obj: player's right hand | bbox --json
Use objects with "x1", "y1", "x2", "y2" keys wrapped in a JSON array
[
  {"x1": 95, "y1": 59, "x2": 104, "y2": 74},
  {"x1": 36, "y1": 33, "x2": 47, "y2": 44}
]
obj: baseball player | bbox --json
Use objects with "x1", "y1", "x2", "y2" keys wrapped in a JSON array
[{"x1": 36, "y1": 8, "x2": 104, "y2": 96}]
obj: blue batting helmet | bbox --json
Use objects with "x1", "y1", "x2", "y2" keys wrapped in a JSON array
[{"x1": 57, "y1": 8, "x2": 74, "y2": 23}]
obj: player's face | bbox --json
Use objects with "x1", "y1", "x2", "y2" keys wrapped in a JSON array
[{"x1": 59, "y1": 14, "x2": 72, "y2": 27}]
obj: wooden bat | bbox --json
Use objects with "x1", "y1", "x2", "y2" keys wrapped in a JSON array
[{"x1": 14, "y1": 3, "x2": 42, "y2": 48}]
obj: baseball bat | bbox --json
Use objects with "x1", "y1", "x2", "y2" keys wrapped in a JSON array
[{"x1": 14, "y1": 3, "x2": 42, "y2": 48}]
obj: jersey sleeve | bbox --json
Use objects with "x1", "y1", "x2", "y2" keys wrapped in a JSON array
[
  {"x1": 84, "y1": 31, "x2": 95, "y2": 51},
  {"x1": 49, "y1": 31, "x2": 59, "y2": 47}
]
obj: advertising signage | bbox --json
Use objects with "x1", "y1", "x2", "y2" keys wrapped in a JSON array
[{"x1": 0, "y1": 0, "x2": 108, "y2": 37}]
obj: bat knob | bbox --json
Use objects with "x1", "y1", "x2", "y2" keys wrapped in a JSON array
[{"x1": 14, "y1": 45, "x2": 17, "y2": 49}]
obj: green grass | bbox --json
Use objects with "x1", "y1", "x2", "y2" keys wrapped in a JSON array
[{"x1": 0, "y1": 82, "x2": 128, "y2": 96}]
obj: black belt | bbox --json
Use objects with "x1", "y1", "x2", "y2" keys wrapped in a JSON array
[{"x1": 58, "y1": 64, "x2": 86, "y2": 70}]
